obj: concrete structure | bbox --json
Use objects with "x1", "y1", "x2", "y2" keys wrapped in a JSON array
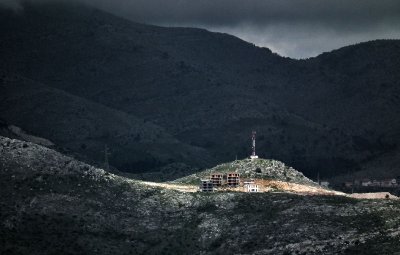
[
  {"x1": 244, "y1": 179, "x2": 259, "y2": 192},
  {"x1": 245, "y1": 184, "x2": 259, "y2": 192},
  {"x1": 227, "y1": 173, "x2": 240, "y2": 187},
  {"x1": 210, "y1": 173, "x2": 223, "y2": 187},
  {"x1": 200, "y1": 180, "x2": 214, "y2": 192}
]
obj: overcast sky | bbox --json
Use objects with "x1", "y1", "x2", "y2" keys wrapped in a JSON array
[{"x1": 2, "y1": 0, "x2": 400, "y2": 58}]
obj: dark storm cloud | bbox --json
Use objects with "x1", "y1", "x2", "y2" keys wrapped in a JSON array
[
  {"x1": 1, "y1": 0, "x2": 400, "y2": 58},
  {"x1": 0, "y1": 0, "x2": 22, "y2": 10},
  {"x1": 103, "y1": 0, "x2": 399, "y2": 28}
]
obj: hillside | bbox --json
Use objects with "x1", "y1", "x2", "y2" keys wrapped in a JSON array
[
  {"x1": 1, "y1": 2, "x2": 400, "y2": 179},
  {"x1": 2, "y1": 136, "x2": 400, "y2": 254},
  {"x1": 174, "y1": 158, "x2": 346, "y2": 195},
  {"x1": 0, "y1": 70, "x2": 214, "y2": 172},
  {"x1": 176, "y1": 158, "x2": 315, "y2": 186}
]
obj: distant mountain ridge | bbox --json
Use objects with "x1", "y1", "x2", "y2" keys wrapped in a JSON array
[{"x1": 1, "y1": 2, "x2": 400, "y2": 179}]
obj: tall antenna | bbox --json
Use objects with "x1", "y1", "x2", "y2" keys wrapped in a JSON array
[
  {"x1": 250, "y1": 131, "x2": 258, "y2": 160},
  {"x1": 252, "y1": 131, "x2": 256, "y2": 156}
]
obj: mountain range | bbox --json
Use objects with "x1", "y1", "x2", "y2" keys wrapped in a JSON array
[{"x1": 1, "y1": 2, "x2": 400, "y2": 180}]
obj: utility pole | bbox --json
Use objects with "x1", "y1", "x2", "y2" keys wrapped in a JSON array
[{"x1": 104, "y1": 144, "x2": 111, "y2": 171}]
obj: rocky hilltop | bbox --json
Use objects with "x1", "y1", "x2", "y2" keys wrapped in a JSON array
[
  {"x1": 1, "y1": 136, "x2": 400, "y2": 254},
  {"x1": 174, "y1": 158, "x2": 344, "y2": 195},
  {"x1": 176, "y1": 158, "x2": 315, "y2": 185}
]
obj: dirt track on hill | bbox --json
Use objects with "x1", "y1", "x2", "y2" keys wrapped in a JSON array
[{"x1": 139, "y1": 180, "x2": 399, "y2": 200}]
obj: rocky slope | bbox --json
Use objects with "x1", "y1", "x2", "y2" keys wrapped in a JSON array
[
  {"x1": 1, "y1": 136, "x2": 400, "y2": 255},
  {"x1": 0, "y1": 119, "x2": 54, "y2": 147},
  {"x1": 1, "y1": 2, "x2": 400, "y2": 178}
]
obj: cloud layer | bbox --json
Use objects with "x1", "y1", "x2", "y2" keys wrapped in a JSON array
[{"x1": 2, "y1": 0, "x2": 400, "y2": 58}]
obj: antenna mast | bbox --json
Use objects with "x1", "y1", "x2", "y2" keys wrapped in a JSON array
[
  {"x1": 250, "y1": 131, "x2": 258, "y2": 160},
  {"x1": 252, "y1": 131, "x2": 256, "y2": 156}
]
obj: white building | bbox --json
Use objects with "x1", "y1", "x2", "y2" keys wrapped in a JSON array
[
  {"x1": 245, "y1": 184, "x2": 259, "y2": 192},
  {"x1": 244, "y1": 180, "x2": 259, "y2": 192},
  {"x1": 250, "y1": 155, "x2": 259, "y2": 160}
]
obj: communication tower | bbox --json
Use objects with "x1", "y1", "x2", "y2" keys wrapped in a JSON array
[{"x1": 250, "y1": 131, "x2": 258, "y2": 160}]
